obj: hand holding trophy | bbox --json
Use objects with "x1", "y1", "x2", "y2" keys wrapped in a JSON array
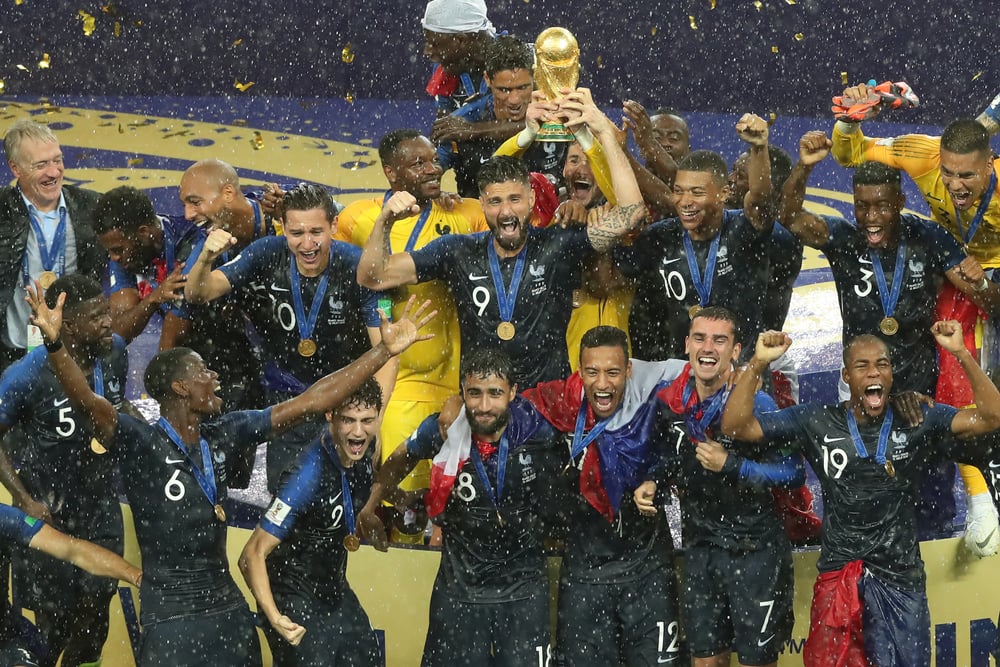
[{"x1": 533, "y1": 27, "x2": 580, "y2": 142}]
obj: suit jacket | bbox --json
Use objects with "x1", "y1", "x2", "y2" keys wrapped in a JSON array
[{"x1": 0, "y1": 184, "x2": 106, "y2": 348}]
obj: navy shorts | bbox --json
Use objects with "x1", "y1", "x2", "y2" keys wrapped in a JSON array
[
  {"x1": 139, "y1": 605, "x2": 262, "y2": 667},
  {"x1": 265, "y1": 588, "x2": 382, "y2": 666},
  {"x1": 861, "y1": 572, "x2": 930, "y2": 667}
]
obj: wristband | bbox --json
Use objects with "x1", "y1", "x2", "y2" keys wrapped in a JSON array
[
  {"x1": 44, "y1": 339, "x2": 63, "y2": 353},
  {"x1": 516, "y1": 126, "x2": 538, "y2": 149},
  {"x1": 573, "y1": 126, "x2": 595, "y2": 152}
]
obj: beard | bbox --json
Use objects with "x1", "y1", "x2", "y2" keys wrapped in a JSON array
[{"x1": 466, "y1": 405, "x2": 511, "y2": 437}]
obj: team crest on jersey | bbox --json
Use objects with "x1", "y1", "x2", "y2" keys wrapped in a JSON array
[
  {"x1": 327, "y1": 298, "x2": 346, "y2": 325},
  {"x1": 529, "y1": 263, "x2": 548, "y2": 296},
  {"x1": 213, "y1": 450, "x2": 226, "y2": 465},
  {"x1": 716, "y1": 244, "x2": 734, "y2": 276},
  {"x1": 519, "y1": 451, "x2": 536, "y2": 483},
  {"x1": 108, "y1": 379, "x2": 121, "y2": 395}
]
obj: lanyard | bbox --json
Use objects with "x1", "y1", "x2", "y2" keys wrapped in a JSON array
[
  {"x1": 157, "y1": 417, "x2": 219, "y2": 507},
  {"x1": 93, "y1": 359, "x2": 104, "y2": 398},
  {"x1": 954, "y1": 169, "x2": 997, "y2": 246},
  {"x1": 459, "y1": 73, "x2": 489, "y2": 99},
  {"x1": 681, "y1": 382, "x2": 730, "y2": 442},
  {"x1": 869, "y1": 236, "x2": 908, "y2": 320},
  {"x1": 845, "y1": 405, "x2": 893, "y2": 466},
  {"x1": 569, "y1": 394, "x2": 612, "y2": 462},
  {"x1": 322, "y1": 434, "x2": 357, "y2": 536},
  {"x1": 288, "y1": 256, "x2": 330, "y2": 342},
  {"x1": 681, "y1": 223, "x2": 722, "y2": 307},
  {"x1": 469, "y1": 435, "x2": 509, "y2": 515},
  {"x1": 22, "y1": 207, "x2": 67, "y2": 286},
  {"x1": 381, "y1": 191, "x2": 433, "y2": 253},
  {"x1": 487, "y1": 241, "x2": 527, "y2": 323}
]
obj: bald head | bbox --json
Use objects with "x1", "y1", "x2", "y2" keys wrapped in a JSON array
[{"x1": 179, "y1": 158, "x2": 242, "y2": 228}]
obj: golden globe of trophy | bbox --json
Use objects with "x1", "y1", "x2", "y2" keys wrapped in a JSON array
[{"x1": 534, "y1": 27, "x2": 580, "y2": 142}]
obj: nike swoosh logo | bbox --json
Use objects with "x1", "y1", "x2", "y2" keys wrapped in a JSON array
[
  {"x1": 757, "y1": 633, "x2": 775, "y2": 647},
  {"x1": 165, "y1": 457, "x2": 186, "y2": 465},
  {"x1": 977, "y1": 527, "x2": 998, "y2": 550},
  {"x1": 661, "y1": 258, "x2": 682, "y2": 266},
  {"x1": 469, "y1": 273, "x2": 489, "y2": 281},
  {"x1": 479, "y1": 156, "x2": 491, "y2": 164},
  {"x1": 988, "y1": 461, "x2": 1000, "y2": 469},
  {"x1": 657, "y1": 656, "x2": 678, "y2": 664},
  {"x1": 823, "y1": 435, "x2": 845, "y2": 443},
  {"x1": 53, "y1": 398, "x2": 69, "y2": 406},
  {"x1": 270, "y1": 283, "x2": 289, "y2": 292}
]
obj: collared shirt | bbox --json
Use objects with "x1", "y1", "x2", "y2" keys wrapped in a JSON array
[{"x1": 5, "y1": 191, "x2": 78, "y2": 349}]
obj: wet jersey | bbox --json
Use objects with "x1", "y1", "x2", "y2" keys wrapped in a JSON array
[
  {"x1": 0, "y1": 337, "x2": 128, "y2": 539},
  {"x1": 656, "y1": 389, "x2": 787, "y2": 551},
  {"x1": 757, "y1": 403, "x2": 957, "y2": 589},
  {"x1": 821, "y1": 214, "x2": 964, "y2": 394},
  {"x1": 408, "y1": 399, "x2": 559, "y2": 602},
  {"x1": 106, "y1": 215, "x2": 202, "y2": 320},
  {"x1": 218, "y1": 236, "x2": 380, "y2": 390},
  {"x1": 410, "y1": 225, "x2": 592, "y2": 387},
  {"x1": 0, "y1": 505, "x2": 43, "y2": 643},
  {"x1": 619, "y1": 210, "x2": 769, "y2": 361},
  {"x1": 832, "y1": 125, "x2": 1000, "y2": 267},
  {"x1": 260, "y1": 436, "x2": 372, "y2": 605},
  {"x1": 112, "y1": 408, "x2": 272, "y2": 623}
]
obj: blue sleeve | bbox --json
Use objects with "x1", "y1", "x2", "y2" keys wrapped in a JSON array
[
  {"x1": 0, "y1": 351, "x2": 44, "y2": 426},
  {"x1": 183, "y1": 236, "x2": 208, "y2": 276},
  {"x1": 821, "y1": 215, "x2": 854, "y2": 251},
  {"x1": 735, "y1": 453, "x2": 806, "y2": 488},
  {"x1": 259, "y1": 443, "x2": 324, "y2": 541},
  {"x1": 105, "y1": 260, "x2": 137, "y2": 294},
  {"x1": 229, "y1": 408, "x2": 273, "y2": 446},
  {"x1": 437, "y1": 141, "x2": 457, "y2": 171},
  {"x1": 411, "y1": 234, "x2": 468, "y2": 283},
  {"x1": 614, "y1": 221, "x2": 666, "y2": 279},
  {"x1": 405, "y1": 414, "x2": 444, "y2": 460},
  {"x1": 756, "y1": 404, "x2": 809, "y2": 444},
  {"x1": 217, "y1": 236, "x2": 283, "y2": 289},
  {"x1": 922, "y1": 218, "x2": 965, "y2": 271},
  {"x1": 0, "y1": 504, "x2": 44, "y2": 545}
]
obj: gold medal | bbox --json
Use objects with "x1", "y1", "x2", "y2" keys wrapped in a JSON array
[
  {"x1": 879, "y1": 317, "x2": 899, "y2": 336},
  {"x1": 214, "y1": 504, "x2": 227, "y2": 522},
  {"x1": 497, "y1": 321, "x2": 516, "y2": 340},
  {"x1": 689, "y1": 305, "x2": 703, "y2": 319},
  {"x1": 884, "y1": 460, "x2": 896, "y2": 478},
  {"x1": 38, "y1": 271, "x2": 57, "y2": 290},
  {"x1": 343, "y1": 534, "x2": 361, "y2": 552},
  {"x1": 572, "y1": 289, "x2": 583, "y2": 309},
  {"x1": 297, "y1": 339, "x2": 317, "y2": 357},
  {"x1": 90, "y1": 438, "x2": 107, "y2": 455}
]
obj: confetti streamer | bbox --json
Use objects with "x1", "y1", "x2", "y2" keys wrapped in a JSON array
[
  {"x1": 79, "y1": 10, "x2": 97, "y2": 36},
  {"x1": 341, "y1": 44, "x2": 355, "y2": 64},
  {"x1": 234, "y1": 79, "x2": 255, "y2": 92},
  {"x1": 127, "y1": 158, "x2": 143, "y2": 167},
  {"x1": 252, "y1": 131, "x2": 264, "y2": 150},
  {"x1": 38, "y1": 54, "x2": 51, "y2": 70},
  {"x1": 689, "y1": 15, "x2": 698, "y2": 29}
]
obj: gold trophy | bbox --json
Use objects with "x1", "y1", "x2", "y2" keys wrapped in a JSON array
[{"x1": 534, "y1": 27, "x2": 580, "y2": 142}]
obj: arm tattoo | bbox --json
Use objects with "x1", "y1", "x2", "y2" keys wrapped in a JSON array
[{"x1": 588, "y1": 203, "x2": 647, "y2": 252}]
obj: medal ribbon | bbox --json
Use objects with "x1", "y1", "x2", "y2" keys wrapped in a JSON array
[
  {"x1": 156, "y1": 417, "x2": 219, "y2": 508},
  {"x1": 569, "y1": 393, "x2": 612, "y2": 462},
  {"x1": 487, "y1": 240, "x2": 527, "y2": 323},
  {"x1": 93, "y1": 359, "x2": 105, "y2": 399},
  {"x1": 289, "y1": 256, "x2": 330, "y2": 343},
  {"x1": 381, "y1": 191, "x2": 433, "y2": 253},
  {"x1": 845, "y1": 405, "x2": 893, "y2": 466},
  {"x1": 322, "y1": 433, "x2": 357, "y2": 536},
  {"x1": 22, "y1": 207, "x2": 68, "y2": 287},
  {"x1": 954, "y1": 169, "x2": 997, "y2": 245},
  {"x1": 459, "y1": 73, "x2": 489, "y2": 99},
  {"x1": 469, "y1": 434, "x2": 509, "y2": 514},
  {"x1": 868, "y1": 236, "x2": 908, "y2": 321},
  {"x1": 681, "y1": 223, "x2": 722, "y2": 307},
  {"x1": 681, "y1": 382, "x2": 730, "y2": 442}
]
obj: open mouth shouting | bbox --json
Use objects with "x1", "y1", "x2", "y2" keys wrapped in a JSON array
[
  {"x1": 950, "y1": 189, "x2": 973, "y2": 211},
  {"x1": 862, "y1": 382, "x2": 886, "y2": 414}
]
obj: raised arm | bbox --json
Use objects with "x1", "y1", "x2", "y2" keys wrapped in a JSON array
[
  {"x1": 269, "y1": 297, "x2": 435, "y2": 433},
  {"x1": 977, "y1": 92, "x2": 1000, "y2": 135},
  {"x1": 238, "y1": 529, "x2": 306, "y2": 646},
  {"x1": 27, "y1": 284, "x2": 119, "y2": 446},
  {"x1": 623, "y1": 100, "x2": 679, "y2": 186},
  {"x1": 356, "y1": 192, "x2": 422, "y2": 290},
  {"x1": 109, "y1": 264, "x2": 186, "y2": 341},
  {"x1": 736, "y1": 113, "x2": 772, "y2": 232},
  {"x1": 720, "y1": 331, "x2": 792, "y2": 441},
  {"x1": 184, "y1": 229, "x2": 237, "y2": 304},
  {"x1": 945, "y1": 256, "x2": 1000, "y2": 316},
  {"x1": 779, "y1": 131, "x2": 834, "y2": 248},
  {"x1": 30, "y1": 523, "x2": 142, "y2": 587},
  {"x1": 935, "y1": 320, "x2": 1000, "y2": 437}
]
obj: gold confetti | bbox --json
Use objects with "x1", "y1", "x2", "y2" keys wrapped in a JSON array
[
  {"x1": 234, "y1": 79, "x2": 255, "y2": 92},
  {"x1": 231, "y1": 38, "x2": 243, "y2": 48},
  {"x1": 231, "y1": 119, "x2": 248, "y2": 127},
  {"x1": 15, "y1": 0, "x2": 24, "y2": 5},
  {"x1": 127, "y1": 158, "x2": 143, "y2": 167},
  {"x1": 16, "y1": 64, "x2": 28, "y2": 72},
  {"x1": 841, "y1": 71, "x2": 849, "y2": 85},
  {"x1": 709, "y1": 0, "x2": 717, "y2": 8},
  {"x1": 785, "y1": 0, "x2": 796, "y2": 4},
  {"x1": 794, "y1": 33, "x2": 804, "y2": 41},
  {"x1": 973, "y1": 71, "x2": 984, "y2": 81},
  {"x1": 595, "y1": 55, "x2": 604, "y2": 69},
  {"x1": 688, "y1": 15, "x2": 698, "y2": 29},
  {"x1": 768, "y1": 112, "x2": 777, "y2": 126},
  {"x1": 252, "y1": 131, "x2": 264, "y2": 150},
  {"x1": 0, "y1": 81, "x2": 4, "y2": 93},
  {"x1": 345, "y1": 91, "x2": 354, "y2": 103},
  {"x1": 118, "y1": 123, "x2": 124, "y2": 134},
  {"x1": 79, "y1": 10, "x2": 96, "y2": 36},
  {"x1": 38, "y1": 53, "x2": 51, "y2": 69},
  {"x1": 113, "y1": 21, "x2": 121, "y2": 37},
  {"x1": 341, "y1": 43, "x2": 355, "y2": 64},
  {"x1": 771, "y1": 45, "x2": 778, "y2": 53},
  {"x1": 753, "y1": 0, "x2": 763, "y2": 10},
  {"x1": 650, "y1": 27, "x2": 657, "y2": 36}
]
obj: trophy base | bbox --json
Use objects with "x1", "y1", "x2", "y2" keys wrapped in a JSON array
[{"x1": 536, "y1": 121, "x2": 576, "y2": 143}]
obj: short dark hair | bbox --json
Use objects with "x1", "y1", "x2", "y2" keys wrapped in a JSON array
[
  {"x1": 337, "y1": 377, "x2": 384, "y2": 415},
  {"x1": 93, "y1": 186, "x2": 159, "y2": 235},
  {"x1": 461, "y1": 349, "x2": 514, "y2": 387},
  {"x1": 279, "y1": 183, "x2": 337, "y2": 222},
  {"x1": 485, "y1": 35, "x2": 534, "y2": 78},
  {"x1": 378, "y1": 128, "x2": 423, "y2": 167},
  {"x1": 691, "y1": 306, "x2": 741, "y2": 342},
  {"x1": 941, "y1": 119, "x2": 991, "y2": 155},
  {"x1": 651, "y1": 107, "x2": 683, "y2": 118},
  {"x1": 677, "y1": 150, "x2": 728, "y2": 185},
  {"x1": 580, "y1": 326, "x2": 629, "y2": 359},
  {"x1": 476, "y1": 155, "x2": 530, "y2": 193},
  {"x1": 144, "y1": 347, "x2": 199, "y2": 402},
  {"x1": 44, "y1": 274, "x2": 103, "y2": 312},
  {"x1": 852, "y1": 161, "x2": 902, "y2": 191},
  {"x1": 842, "y1": 334, "x2": 890, "y2": 366}
]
